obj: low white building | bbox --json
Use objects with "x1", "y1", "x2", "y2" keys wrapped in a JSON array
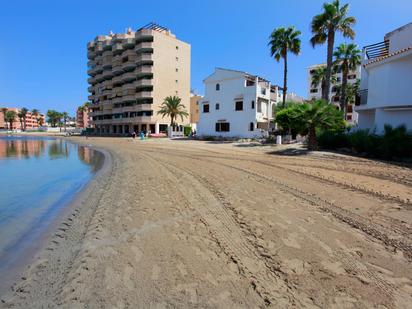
[
  {"x1": 197, "y1": 68, "x2": 282, "y2": 138},
  {"x1": 355, "y1": 22, "x2": 412, "y2": 133}
]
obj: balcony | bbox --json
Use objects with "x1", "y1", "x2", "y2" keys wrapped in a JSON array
[
  {"x1": 135, "y1": 66, "x2": 153, "y2": 76},
  {"x1": 112, "y1": 43, "x2": 123, "y2": 55},
  {"x1": 135, "y1": 79, "x2": 153, "y2": 88},
  {"x1": 122, "y1": 61, "x2": 136, "y2": 71},
  {"x1": 135, "y1": 42, "x2": 153, "y2": 53},
  {"x1": 121, "y1": 71, "x2": 136, "y2": 82},
  {"x1": 355, "y1": 89, "x2": 368, "y2": 106},
  {"x1": 102, "y1": 70, "x2": 113, "y2": 80},
  {"x1": 135, "y1": 91, "x2": 153, "y2": 99},
  {"x1": 135, "y1": 53, "x2": 153, "y2": 64},
  {"x1": 363, "y1": 40, "x2": 389, "y2": 60},
  {"x1": 123, "y1": 38, "x2": 135, "y2": 48}
]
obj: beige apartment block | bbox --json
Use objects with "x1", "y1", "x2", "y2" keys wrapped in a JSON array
[
  {"x1": 87, "y1": 23, "x2": 191, "y2": 135},
  {"x1": 189, "y1": 93, "x2": 203, "y2": 125}
]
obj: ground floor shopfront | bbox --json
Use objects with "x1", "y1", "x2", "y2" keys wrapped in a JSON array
[{"x1": 93, "y1": 122, "x2": 170, "y2": 135}]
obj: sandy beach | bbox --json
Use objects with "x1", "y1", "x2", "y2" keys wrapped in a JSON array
[{"x1": 2, "y1": 137, "x2": 412, "y2": 308}]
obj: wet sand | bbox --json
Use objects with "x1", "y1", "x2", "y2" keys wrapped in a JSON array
[{"x1": 2, "y1": 137, "x2": 412, "y2": 308}]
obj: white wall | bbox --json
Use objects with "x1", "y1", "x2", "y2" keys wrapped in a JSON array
[
  {"x1": 386, "y1": 23, "x2": 412, "y2": 53},
  {"x1": 197, "y1": 70, "x2": 268, "y2": 138}
]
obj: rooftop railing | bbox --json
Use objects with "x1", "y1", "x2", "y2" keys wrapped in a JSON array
[{"x1": 363, "y1": 40, "x2": 389, "y2": 60}]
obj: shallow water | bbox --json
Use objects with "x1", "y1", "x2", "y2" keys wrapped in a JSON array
[{"x1": 0, "y1": 136, "x2": 102, "y2": 280}]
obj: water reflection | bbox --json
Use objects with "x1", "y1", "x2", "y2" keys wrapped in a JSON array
[
  {"x1": 0, "y1": 138, "x2": 47, "y2": 159},
  {"x1": 0, "y1": 136, "x2": 103, "y2": 291},
  {"x1": 0, "y1": 137, "x2": 100, "y2": 166}
]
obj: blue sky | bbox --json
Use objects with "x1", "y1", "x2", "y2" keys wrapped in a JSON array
[{"x1": 0, "y1": 0, "x2": 411, "y2": 115}]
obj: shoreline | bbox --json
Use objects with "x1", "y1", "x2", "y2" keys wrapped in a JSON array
[{"x1": 0, "y1": 138, "x2": 113, "y2": 303}]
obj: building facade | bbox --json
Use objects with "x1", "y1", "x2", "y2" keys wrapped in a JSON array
[
  {"x1": 355, "y1": 22, "x2": 412, "y2": 133},
  {"x1": 0, "y1": 107, "x2": 45, "y2": 131},
  {"x1": 76, "y1": 107, "x2": 91, "y2": 129},
  {"x1": 87, "y1": 23, "x2": 191, "y2": 135},
  {"x1": 189, "y1": 93, "x2": 203, "y2": 127},
  {"x1": 197, "y1": 68, "x2": 282, "y2": 138},
  {"x1": 307, "y1": 63, "x2": 360, "y2": 124}
]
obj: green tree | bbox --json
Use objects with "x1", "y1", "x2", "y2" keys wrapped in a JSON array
[
  {"x1": 62, "y1": 112, "x2": 69, "y2": 132},
  {"x1": 31, "y1": 109, "x2": 40, "y2": 127},
  {"x1": 269, "y1": 26, "x2": 302, "y2": 107},
  {"x1": 333, "y1": 43, "x2": 361, "y2": 114},
  {"x1": 47, "y1": 110, "x2": 62, "y2": 127},
  {"x1": 19, "y1": 107, "x2": 29, "y2": 131},
  {"x1": 310, "y1": 66, "x2": 336, "y2": 99},
  {"x1": 275, "y1": 100, "x2": 345, "y2": 150},
  {"x1": 5, "y1": 110, "x2": 17, "y2": 131},
  {"x1": 310, "y1": 0, "x2": 356, "y2": 102},
  {"x1": 157, "y1": 96, "x2": 188, "y2": 127}
]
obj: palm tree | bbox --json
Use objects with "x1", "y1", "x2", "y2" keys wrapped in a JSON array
[
  {"x1": 1, "y1": 108, "x2": 8, "y2": 130},
  {"x1": 333, "y1": 43, "x2": 361, "y2": 112},
  {"x1": 269, "y1": 26, "x2": 301, "y2": 107},
  {"x1": 31, "y1": 109, "x2": 40, "y2": 127},
  {"x1": 311, "y1": 66, "x2": 337, "y2": 99},
  {"x1": 62, "y1": 112, "x2": 69, "y2": 132},
  {"x1": 20, "y1": 107, "x2": 29, "y2": 131},
  {"x1": 17, "y1": 111, "x2": 24, "y2": 131},
  {"x1": 157, "y1": 96, "x2": 188, "y2": 127},
  {"x1": 5, "y1": 110, "x2": 17, "y2": 132},
  {"x1": 310, "y1": 0, "x2": 356, "y2": 102},
  {"x1": 37, "y1": 116, "x2": 44, "y2": 127}
]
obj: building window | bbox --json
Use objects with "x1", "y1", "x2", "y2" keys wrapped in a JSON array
[
  {"x1": 333, "y1": 96, "x2": 340, "y2": 102},
  {"x1": 216, "y1": 122, "x2": 230, "y2": 132},
  {"x1": 215, "y1": 103, "x2": 220, "y2": 110},
  {"x1": 348, "y1": 74, "x2": 356, "y2": 80},
  {"x1": 216, "y1": 83, "x2": 220, "y2": 91},
  {"x1": 310, "y1": 89, "x2": 318, "y2": 93},
  {"x1": 249, "y1": 122, "x2": 254, "y2": 131},
  {"x1": 310, "y1": 69, "x2": 315, "y2": 74},
  {"x1": 203, "y1": 104, "x2": 209, "y2": 113},
  {"x1": 261, "y1": 88, "x2": 266, "y2": 95},
  {"x1": 175, "y1": 68, "x2": 178, "y2": 72},
  {"x1": 251, "y1": 100, "x2": 255, "y2": 109},
  {"x1": 175, "y1": 57, "x2": 179, "y2": 61},
  {"x1": 336, "y1": 77, "x2": 341, "y2": 83},
  {"x1": 175, "y1": 80, "x2": 178, "y2": 83},
  {"x1": 176, "y1": 46, "x2": 179, "y2": 50},
  {"x1": 235, "y1": 101, "x2": 243, "y2": 111},
  {"x1": 331, "y1": 86, "x2": 338, "y2": 93},
  {"x1": 246, "y1": 79, "x2": 255, "y2": 86}
]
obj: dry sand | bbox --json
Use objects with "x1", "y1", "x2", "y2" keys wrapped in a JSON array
[{"x1": 2, "y1": 137, "x2": 412, "y2": 308}]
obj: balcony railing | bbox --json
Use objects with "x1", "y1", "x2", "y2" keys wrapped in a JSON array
[
  {"x1": 363, "y1": 40, "x2": 389, "y2": 60},
  {"x1": 355, "y1": 89, "x2": 368, "y2": 106}
]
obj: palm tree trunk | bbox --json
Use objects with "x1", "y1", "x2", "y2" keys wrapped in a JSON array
[
  {"x1": 307, "y1": 125, "x2": 317, "y2": 150},
  {"x1": 323, "y1": 29, "x2": 335, "y2": 102},
  {"x1": 282, "y1": 53, "x2": 288, "y2": 107},
  {"x1": 341, "y1": 65, "x2": 349, "y2": 118}
]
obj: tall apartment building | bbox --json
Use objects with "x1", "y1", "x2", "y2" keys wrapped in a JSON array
[
  {"x1": 0, "y1": 107, "x2": 45, "y2": 131},
  {"x1": 307, "y1": 63, "x2": 360, "y2": 123},
  {"x1": 76, "y1": 106, "x2": 91, "y2": 129},
  {"x1": 87, "y1": 23, "x2": 191, "y2": 135}
]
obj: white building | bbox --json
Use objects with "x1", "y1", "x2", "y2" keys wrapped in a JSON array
[
  {"x1": 197, "y1": 68, "x2": 282, "y2": 138},
  {"x1": 355, "y1": 22, "x2": 412, "y2": 133},
  {"x1": 308, "y1": 63, "x2": 360, "y2": 124}
]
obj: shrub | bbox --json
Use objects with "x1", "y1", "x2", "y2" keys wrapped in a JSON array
[
  {"x1": 378, "y1": 125, "x2": 412, "y2": 159},
  {"x1": 317, "y1": 130, "x2": 349, "y2": 149},
  {"x1": 318, "y1": 125, "x2": 412, "y2": 160},
  {"x1": 183, "y1": 125, "x2": 192, "y2": 136}
]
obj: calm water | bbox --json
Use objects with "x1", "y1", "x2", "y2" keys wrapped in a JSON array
[{"x1": 0, "y1": 136, "x2": 102, "y2": 281}]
